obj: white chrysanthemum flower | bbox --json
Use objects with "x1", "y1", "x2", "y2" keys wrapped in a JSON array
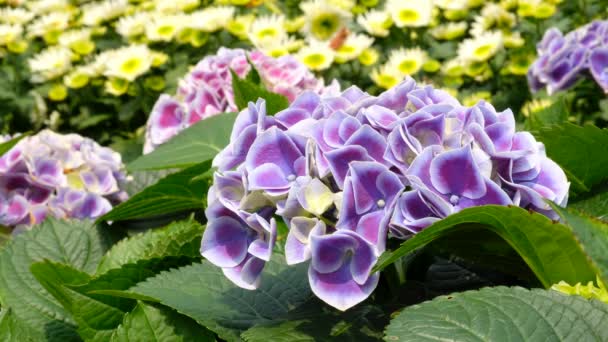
[
  {"x1": 335, "y1": 33, "x2": 374, "y2": 63},
  {"x1": 386, "y1": 48, "x2": 427, "y2": 76},
  {"x1": 458, "y1": 31, "x2": 503, "y2": 63},
  {"x1": 155, "y1": 0, "x2": 200, "y2": 13},
  {"x1": 0, "y1": 8, "x2": 35, "y2": 25},
  {"x1": 188, "y1": 6, "x2": 235, "y2": 32},
  {"x1": 371, "y1": 63, "x2": 403, "y2": 89},
  {"x1": 146, "y1": 14, "x2": 187, "y2": 42},
  {"x1": 258, "y1": 36, "x2": 302, "y2": 58},
  {"x1": 103, "y1": 45, "x2": 154, "y2": 81},
  {"x1": 430, "y1": 22, "x2": 468, "y2": 40},
  {"x1": 357, "y1": 10, "x2": 392, "y2": 37},
  {"x1": 470, "y1": 4, "x2": 515, "y2": 36},
  {"x1": 296, "y1": 41, "x2": 335, "y2": 71},
  {"x1": 116, "y1": 12, "x2": 150, "y2": 38},
  {"x1": 386, "y1": 0, "x2": 433, "y2": 28},
  {"x1": 434, "y1": 0, "x2": 469, "y2": 10},
  {"x1": 27, "y1": 12, "x2": 70, "y2": 37},
  {"x1": 248, "y1": 15, "x2": 287, "y2": 49},
  {"x1": 441, "y1": 58, "x2": 465, "y2": 77},
  {"x1": 0, "y1": 24, "x2": 23, "y2": 45},
  {"x1": 26, "y1": 0, "x2": 70, "y2": 14},
  {"x1": 300, "y1": 0, "x2": 351, "y2": 41},
  {"x1": 81, "y1": 0, "x2": 128, "y2": 26},
  {"x1": 58, "y1": 29, "x2": 92, "y2": 47},
  {"x1": 28, "y1": 47, "x2": 73, "y2": 82}
]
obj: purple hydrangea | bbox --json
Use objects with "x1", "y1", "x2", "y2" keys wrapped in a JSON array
[
  {"x1": 143, "y1": 48, "x2": 340, "y2": 153},
  {"x1": 0, "y1": 130, "x2": 128, "y2": 231},
  {"x1": 528, "y1": 20, "x2": 608, "y2": 94},
  {"x1": 201, "y1": 77, "x2": 569, "y2": 311}
]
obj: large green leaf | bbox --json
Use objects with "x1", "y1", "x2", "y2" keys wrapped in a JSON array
[
  {"x1": 127, "y1": 113, "x2": 237, "y2": 171},
  {"x1": 31, "y1": 260, "x2": 126, "y2": 342},
  {"x1": 111, "y1": 302, "x2": 215, "y2": 342},
  {"x1": 385, "y1": 286, "x2": 608, "y2": 341},
  {"x1": 241, "y1": 301, "x2": 387, "y2": 342},
  {"x1": 552, "y1": 205, "x2": 608, "y2": 285},
  {"x1": 100, "y1": 162, "x2": 212, "y2": 222},
  {"x1": 97, "y1": 218, "x2": 203, "y2": 274},
  {"x1": 0, "y1": 132, "x2": 29, "y2": 157},
  {"x1": 129, "y1": 258, "x2": 312, "y2": 341},
  {"x1": 533, "y1": 123, "x2": 608, "y2": 193},
  {"x1": 570, "y1": 190, "x2": 608, "y2": 220},
  {"x1": 524, "y1": 98, "x2": 568, "y2": 131},
  {"x1": 231, "y1": 70, "x2": 289, "y2": 115},
  {"x1": 0, "y1": 219, "x2": 116, "y2": 341},
  {"x1": 0, "y1": 309, "x2": 36, "y2": 342},
  {"x1": 374, "y1": 205, "x2": 596, "y2": 287}
]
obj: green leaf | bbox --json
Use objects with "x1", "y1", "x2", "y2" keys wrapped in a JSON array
[
  {"x1": 127, "y1": 113, "x2": 237, "y2": 171},
  {"x1": 374, "y1": 205, "x2": 596, "y2": 287},
  {"x1": 80, "y1": 257, "x2": 196, "y2": 312},
  {"x1": 0, "y1": 132, "x2": 29, "y2": 156},
  {"x1": 241, "y1": 301, "x2": 387, "y2": 342},
  {"x1": 97, "y1": 218, "x2": 203, "y2": 274},
  {"x1": 533, "y1": 123, "x2": 608, "y2": 193},
  {"x1": 231, "y1": 69, "x2": 289, "y2": 115},
  {"x1": 129, "y1": 258, "x2": 312, "y2": 341},
  {"x1": 31, "y1": 260, "x2": 125, "y2": 342},
  {"x1": 0, "y1": 309, "x2": 37, "y2": 342},
  {"x1": 570, "y1": 190, "x2": 608, "y2": 220},
  {"x1": 552, "y1": 205, "x2": 608, "y2": 285},
  {"x1": 124, "y1": 170, "x2": 174, "y2": 196},
  {"x1": 100, "y1": 162, "x2": 212, "y2": 222},
  {"x1": 384, "y1": 286, "x2": 608, "y2": 341},
  {"x1": 111, "y1": 302, "x2": 215, "y2": 342},
  {"x1": 524, "y1": 98, "x2": 568, "y2": 131},
  {"x1": 0, "y1": 219, "x2": 116, "y2": 341}
]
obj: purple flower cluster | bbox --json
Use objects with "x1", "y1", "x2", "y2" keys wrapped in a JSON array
[
  {"x1": 0, "y1": 130, "x2": 128, "y2": 230},
  {"x1": 143, "y1": 48, "x2": 339, "y2": 153},
  {"x1": 201, "y1": 77, "x2": 569, "y2": 311},
  {"x1": 528, "y1": 20, "x2": 608, "y2": 94}
]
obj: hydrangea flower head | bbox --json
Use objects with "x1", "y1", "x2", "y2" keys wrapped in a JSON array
[
  {"x1": 0, "y1": 130, "x2": 128, "y2": 230},
  {"x1": 144, "y1": 48, "x2": 339, "y2": 153},
  {"x1": 202, "y1": 77, "x2": 569, "y2": 311},
  {"x1": 528, "y1": 20, "x2": 608, "y2": 94}
]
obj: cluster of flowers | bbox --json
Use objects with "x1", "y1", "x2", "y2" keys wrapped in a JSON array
[
  {"x1": 1, "y1": 0, "x2": 566, "y2": 127},
  {"x1": 528, "y1": 19, "x2": 608, "y2": 94},
  {"x1": 0, "y1": 130, "x2": 127, "y2": 230},
  {"x1": 200, "y1": 77, "x2": 569, "y2": 311},
  {"x1": 361, "y1": 0, "x2": 562, "y2": 93},
  {"x1": 143, "y1": 48, "x2": 339, "y2": 153}
]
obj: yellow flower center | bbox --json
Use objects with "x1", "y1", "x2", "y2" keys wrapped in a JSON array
[
  {"x1": 473, "y1": 44, "x2": 493, "y2": 60},
  {"x1": 257, "y1": 27, "x2": 278, "y2": 39},
  {"x1": 303, "y1": 53, "x2": 326, "y2": 68},
  {"x1": 311, "y1": 13, "x2": 340, "y2": 40},
  {"x1": 120, "y1": 58, "x2": 143, "y2": 75},
  {"x1": 398, "y1": 60, "x2": 419, "y2": 75},
  {"x1": 398, "y1": 9, "x2": 419, "y2": 23},
  {"x1": 157, "y1": 25, "x2": 175, "y2": 37}
]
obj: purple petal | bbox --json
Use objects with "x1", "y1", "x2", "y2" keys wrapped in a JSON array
[
  {"x1": 430, "y1": 146, "x2": 486, "y2": 199},
  {"x1": 310, "y1": 232, "x2": 357, "y2": 274},
  {"x1": 222, "y1": 255, "x2": 266, "y2": 290},
  {"x1": 201, "y1": 216, "x2": 251, "y2": 268},
  {"x1": 325, "y1": 146, "x2": 373, "y2": 189}
]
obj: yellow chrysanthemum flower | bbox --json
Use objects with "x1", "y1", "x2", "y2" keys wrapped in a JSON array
[
  {"x1": 386, "y1": 0, "x2": 433, "y2": 28},
  {"x1": 371, "y1": 64, "x2": 403, "y2": 89},
  {"x1": 300, "y1": 0, "x2": 351, "y2": 40},
  {"x1": 296, "y1": 41, "x2": 335, "y2": 71}
]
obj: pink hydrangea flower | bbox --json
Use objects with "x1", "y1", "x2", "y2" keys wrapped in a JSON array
[{"x1": 143, "y1": 48, "x2": 340, "y2": 153}]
